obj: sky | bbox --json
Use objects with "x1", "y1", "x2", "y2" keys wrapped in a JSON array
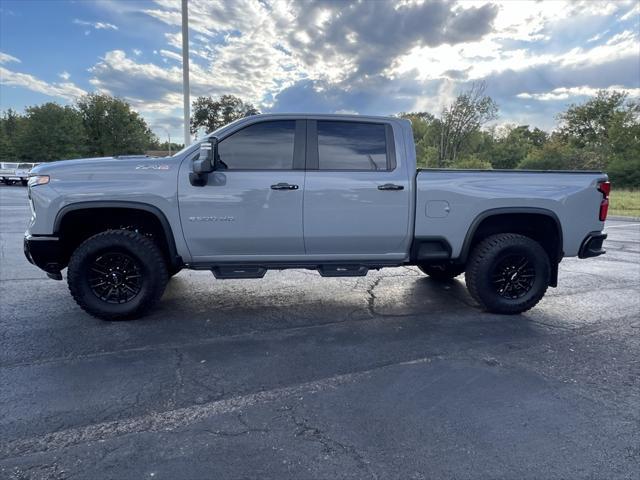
[{"x1": 1, "y1": 0, "x2": 639, "y2": 143}]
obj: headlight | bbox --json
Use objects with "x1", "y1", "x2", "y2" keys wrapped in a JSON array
[{"x1": 28, "y1": 175, "x2": 50, "y2": 187}]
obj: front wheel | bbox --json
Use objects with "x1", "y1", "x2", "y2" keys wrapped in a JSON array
[
  {"x1": 465, "y1": 233, "x2": 550, "y2": 314},
  {"x1": 67, "y1": 230, "x2": 168, "y2": 320}
]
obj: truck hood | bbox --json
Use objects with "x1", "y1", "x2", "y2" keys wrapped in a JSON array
[{"x1": 31, "y1": 155, "x2": 182, "y2": 177}]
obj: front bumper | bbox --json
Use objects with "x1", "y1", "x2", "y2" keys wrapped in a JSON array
[
  {"x1": 24, "y1": 234, "x2": 64, "y2": 279},
  {"x1": 578, "y1": 232, "x2": 607, "y2": 259}
]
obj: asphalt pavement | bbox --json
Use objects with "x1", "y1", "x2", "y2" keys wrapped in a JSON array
[{"x1": 1, "y1": 184, "x2": 639, "y2": 480}]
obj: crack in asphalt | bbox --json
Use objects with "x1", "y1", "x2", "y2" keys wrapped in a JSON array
[
  {"x1": 0, "y1": 357, "x2": 434, "y2": 460},
  {"x1": 289, "y1": 407, "x2": 379, "y2": 479}
]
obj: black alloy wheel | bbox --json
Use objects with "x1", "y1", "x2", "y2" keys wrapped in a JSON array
[
  {"x1": 88, "y1": 252, "x2": 143, "y2": 304},
  {"x1": 491, "y1": 254, "x2": 536, "y2": 299}
]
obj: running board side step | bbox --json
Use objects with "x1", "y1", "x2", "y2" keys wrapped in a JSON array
[
  {"x1": 211, "y1": 266, "x2": 267, "y2": 279},
  {"x1": 318, "y1": 265, "x2": 369, "y2": 277}
]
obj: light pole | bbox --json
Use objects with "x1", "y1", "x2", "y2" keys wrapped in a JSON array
[{"x1": 181, "y1": 0, "x2": 190, "y2": 147}]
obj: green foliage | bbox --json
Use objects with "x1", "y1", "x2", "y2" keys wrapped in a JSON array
[
  {"x1": 0, "y1": 109, "x2": 23, "y2": 161},
  {"x1": 191, "y1": 94, "x2": 259, "y2": 135},
  {"x1": 608, "y1": 156, "x2": 640, "y2": 188},
  {"x1": 1, "y1": 95, "x2": 157, "y2": 161},
  {"x1": 13, "y1": 103, "x2": 86, "y2": 161},
  {"x1": 454, "y1": 154, "x2": 493, "y2": 170},
  {"x1": 438, "y1": 81, "x2": 498, "y2": 166},
  {"x1": 402, "y1": 88, "x2": 638, "y2": 187},
  {"x1": 77, "y1": 94, "x2": 157, "y2": 157}
]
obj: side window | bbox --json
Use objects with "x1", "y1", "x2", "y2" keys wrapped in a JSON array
[
  {"x1": 317, "y1": 121, "x2": 388, "y2": 170},
  {"x1": 218, "y1": 120, "x2": 296, "y2": 170}
]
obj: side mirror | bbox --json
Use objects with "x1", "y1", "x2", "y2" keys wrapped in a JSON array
[{"x1": 190, "y1": 137, "x2": 218, "y2": 186}]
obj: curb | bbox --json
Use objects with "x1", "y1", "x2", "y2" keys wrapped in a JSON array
[{"x1": 608, "y1": 215, "x2": 640, "y2": 222}]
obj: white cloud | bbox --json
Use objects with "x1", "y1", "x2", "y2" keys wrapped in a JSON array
[
  {"x1": 159, "y1": 49, "x2": 182, "y2": 62},
  {"x1": 73, "y1": 19, "x2": 118, "y2": 31},
  {"x1": 59, "y1": 71, "x2": 71, "y2": 80},
  {"x1": 78, "y1": 0, "x2": 640, "y2": 133},
  {"x1": 133, "y1": 49, "x2": 142, "y2": 56},
  {"x1": 517, "y1": 85, "x2": 640, "y2": 101},
  {"x1": 0, "y1": 67, "x2": 86, "y2": 100},
  {"x1": 0, "y1": 52, "x2": 20, "y2": 64},
  {"x1": 620, "y1": 3, "x2": 640, "y2": 21}
]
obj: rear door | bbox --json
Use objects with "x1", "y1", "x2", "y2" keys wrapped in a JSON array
[
  {"x1": 303, "y1": 120, "x2": 411, "y2": 258},
  {"x1": 178, "y1": 119, "x2": 306, "y2": 261}
]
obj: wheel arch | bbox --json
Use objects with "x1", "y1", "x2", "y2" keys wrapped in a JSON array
[
  {"x1": 54, "y1": 201, "x2": 181, "y2": 270},
  {"x1": 459, "y1": 207, "x2": 563, "y2": 287}
]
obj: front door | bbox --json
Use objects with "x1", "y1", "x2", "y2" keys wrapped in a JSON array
[
  {"x1": 178, "y1": 119, "x2": 306, "y2": 261},
  {"x1": 303, "y1": 120, "x2": 411, "y2": 259}
]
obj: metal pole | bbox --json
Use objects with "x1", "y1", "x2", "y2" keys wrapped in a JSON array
[{"x1": 181, "y1": 0, "x2": 190, "y2": 146}]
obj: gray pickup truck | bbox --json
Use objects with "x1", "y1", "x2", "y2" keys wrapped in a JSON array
[{"x1": 24, "y1": 114, "x2": 610, "y2": 320}]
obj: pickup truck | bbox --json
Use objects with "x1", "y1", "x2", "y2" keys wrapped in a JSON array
[{"x1": 24, "y1": 114, "x2": 610, "y2": 320}]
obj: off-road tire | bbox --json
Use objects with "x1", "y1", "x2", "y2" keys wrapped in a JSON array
[
  {"x1": 465, "y1": 233, "x2": 550, "y2": 314},
  {"x1": 67, "y1": 230, "x2": 168, "y2": 320},
  {"x1": 418, "y1": 263, "x2": 465, "y2": 280}
]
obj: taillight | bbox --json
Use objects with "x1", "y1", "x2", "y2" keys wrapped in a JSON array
[{"x1": 598, "y1": 181, "x2": 610, "y2": 221}]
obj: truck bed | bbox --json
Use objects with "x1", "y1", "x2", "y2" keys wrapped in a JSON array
[{"x1": 414, "y1": 169, "x2": 608, "y2": 258}]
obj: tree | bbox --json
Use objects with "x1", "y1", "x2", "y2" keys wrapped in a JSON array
[
  {"x1": 12, "y1": 103, "x2": 86, "y2": 161},
  {"x1": 558, "y1": 90, "x2": 640, "y2": 170},
  {"x1": 77, "y1": 94, "x2": 157, "y2": 157},
  {"x1": 190, "y1": 94, "x2": 259, "y2": 135},
  {"x1": 487, "y1": 125, "x2": 549, "y2": 169},
  {"x1": 399, "y1": 112, "x2": 441, "y2": 168},
  {"x1": 0, "y1": 109, "x2": 23, "y2": 160},
  {"x1": 438, "y1": 82, "x2": 498, "y2": 167}
]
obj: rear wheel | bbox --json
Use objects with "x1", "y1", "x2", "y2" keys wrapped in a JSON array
[
  {"x1": 465, "y1": 233, "x2": 550, "y2": 314},
  {"x1": 67, "y1": 230, "x2": 168, "y2": 320},
  {"x1": 21, "y1": 179, "x2": 28, "y2": 186},
  {"x1": 418, "y1": 263, "x2": 464, "y2": 280}
]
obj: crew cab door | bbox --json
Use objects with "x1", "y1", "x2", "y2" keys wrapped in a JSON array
[
  {"x1": 303, "y1": 120, "x2": 411, "y2": 258},
  {"x1": 178, "y1": 120, "x2": 306, "y2": 261}
]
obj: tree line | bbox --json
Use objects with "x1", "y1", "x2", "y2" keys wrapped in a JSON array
[
  {"x1": 1, "y1": 88, "x2": 638, "y2": 187},
  {"x1": 0, "y1": 94, "x2": 182, "y2": 161},
  {"x1": 401, "y1": 83, "x2": 639, "y2": 187}
]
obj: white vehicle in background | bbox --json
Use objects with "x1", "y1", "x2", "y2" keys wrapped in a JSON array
[
  {"x1": 0, "y1": 162, "x2": 39, "y2": 185},
  {"x1": 0, "y1": 162, "x2": 19, "y2": 185}
]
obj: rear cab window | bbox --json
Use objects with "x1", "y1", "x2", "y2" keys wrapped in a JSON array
[{"x1": 316, "y1": 121, "x2": 393, "y2": 171}]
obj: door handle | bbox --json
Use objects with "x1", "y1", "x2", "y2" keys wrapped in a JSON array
[
  {"x1": 378, "y1": 183, "x2": 404, "y2": 191},
  {"x1": 270, "y1": 182, "x2": 299, "y2": 190}
]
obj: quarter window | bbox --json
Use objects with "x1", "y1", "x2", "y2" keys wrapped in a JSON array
[
  {"x1": 218, "y1": 120, "x2": 296, "y2": 170},
  {"x1": 317, "y1": 121, "x2": 388, "y2": 170}
]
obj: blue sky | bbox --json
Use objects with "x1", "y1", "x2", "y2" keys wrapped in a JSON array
[{"x1": 1, "y1": 0, "x2": 639, "y2": 143}]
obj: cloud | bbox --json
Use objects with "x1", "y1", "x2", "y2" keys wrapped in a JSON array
[
  {"x1": 73, "y1": 18, "x2": 118, "y2": 31},
  {"x1": 133, "y1": 49, "x2": 142, "y2": 56},
  {"x1": 159, "y1": 49, "x2": 182, "y2": 62},
  {"x1": 58, "y1": 71, "x2": 71, "y2": 80},
  {"x1": 517, "y1": 86, "x2": 640, "y2": 101},
  {"x1": 0, "y1": 67, "x2": 86, "y2": 100},
  {"x1": 78, "y1": 0, "x2": 639, "y2": 136},
  {"x1": 0, "y1": 51, "x2": 20, "y2": 64}
]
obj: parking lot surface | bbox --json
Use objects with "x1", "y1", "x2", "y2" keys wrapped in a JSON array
[{"x1": 1, "y1": 184, "x2": 639, "y2": 479}]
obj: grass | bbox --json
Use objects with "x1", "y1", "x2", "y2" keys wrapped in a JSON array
[{"x1": 609, "y1": 188, "x2": 640, "y2": 218}]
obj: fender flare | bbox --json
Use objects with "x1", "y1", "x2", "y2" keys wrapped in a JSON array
[
  {"x1": 459, "y1": 207, "x2": 564, "y2": 263},
  {"x1": 54, "y1": 201, "x2": 181, "y2": 267}
]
